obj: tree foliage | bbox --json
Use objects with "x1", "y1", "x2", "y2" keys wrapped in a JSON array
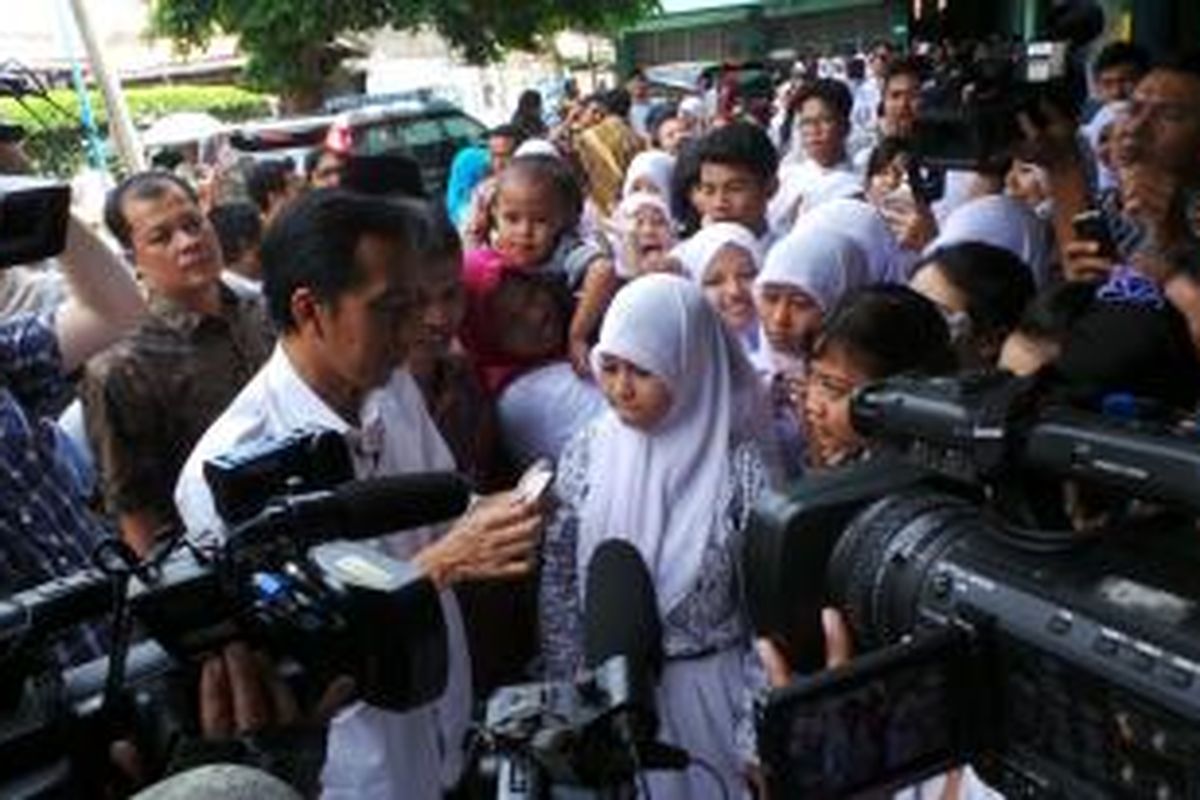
[
  {"x1": 150, "y1": 0, "x2": 655, "y2": 108},
  {"x1": 1, "y1": 85, "x2": 270, "y2": 176}
]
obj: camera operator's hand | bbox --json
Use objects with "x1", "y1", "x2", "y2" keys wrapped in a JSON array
[
  {"x1": 199, "y1": 642, "x2": 356, "y2": 738},
  {"x1": 756, "y1": 607, "x2": 853, "y2": 689},
  {"x1": 1062, "y1": 239, "x2": 1116, "y2": 282},
  {"x1": 414, "y1": 492, "x2": 544, "y2": 588}
]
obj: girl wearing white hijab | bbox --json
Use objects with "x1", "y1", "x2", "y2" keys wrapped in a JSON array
[
  {"x1": 614, "y1": 191, "x2": 677, "y2": 278},
  {"x1": 622, "y1": 149, "x2": 677, "y2": 208},
  {"x1": 754, "y1": 227, "x2": 871, "y2": 477},
  {"x1": 795, "y1": 197, "x2": 907, "y2": 282},
  {"x1": 669, "y1": 222, "x2": 764, "y2": 359},
  {"x1": 924, "y1": 193, "x2": 1054, "y2": 286},
  {"x1": 540, "y1": 274, "x2": 771, "y2": 800}
]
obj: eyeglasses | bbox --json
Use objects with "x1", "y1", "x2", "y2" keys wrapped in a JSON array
[{"x1": 798, "y1": 114, "x2": 840, "y2": 130}]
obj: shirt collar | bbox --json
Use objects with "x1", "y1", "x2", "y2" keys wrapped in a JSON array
[
  {"x1": 147, "y1": 284, "x2": 240, "y2": 336},
  {"x1": 262, "y1": 343, "x2": 389, "y2": 469}
]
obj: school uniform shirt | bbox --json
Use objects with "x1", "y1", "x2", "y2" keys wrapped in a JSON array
[{"x1": 174, "y1": 344, "x2": 471, "y2": 800}]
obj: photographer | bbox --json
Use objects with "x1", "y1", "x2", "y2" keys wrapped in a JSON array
[
  {"x1": 174, "y1": 189, "x2": 544, "y2": 799},
  {"x1": 0, "y1": 209, "x2": 145, "y2": 665},
  {"x1": 1033, "y1": 52, "x2": 1200, "y2": 301}
]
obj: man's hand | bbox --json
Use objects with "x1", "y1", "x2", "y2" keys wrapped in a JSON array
[
  {"x1": 1121, "y1": 164, "x2": 1187, "y2": 253},
  {"x1": 1062, "y1": 239, "x2": 1116, "y2": 283},
  {"x1": 568, "y1": 337, "x2": 593, "y2": 378},
  {"x1": 415, "y1": 492, "x2": 544, "y2": 588},
  {"x1": 200, "y1": 642, "x2": 355, "y2": 739},
  {"x1": 755, "y1": 607, "x2": 854, "y2": 689}
]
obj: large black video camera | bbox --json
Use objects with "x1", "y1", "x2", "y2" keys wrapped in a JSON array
[
  {"x1": 0, "y1": 175, "x2": 71, "y2": 268},
  {"x1": 912, "y1": 0, "x2": 1104, "y2": 173},
  {"x1": 0, "y1": 431, "x2": 471, "y2": 796},
  {"x1": 745, "y1": 372, "x2": 1200, "y2": 798}
]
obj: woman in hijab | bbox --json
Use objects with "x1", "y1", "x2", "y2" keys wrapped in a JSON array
[
  {"x1": 445, "y1": 146, "x2": 490, "y2": 228},
  {"x1": 615, "y1": 191, "x2": 677, "y2": 278},
  {"x1": 575, "y1": 98, "x2": 643, "y2": 218},
  {"x1": 925, "y1": 193, "x2": 1055, "y2": 286},
  {"x1": 755, "y1": 227, "x2": 871, "y2": 478},
  {"x1": 670, "y1": 222, "x2": 763, "y2": 359},
  {"x1": 622, "y1": 149, "x2": 677, "y2": 208},
  {"x1": 540, "y1": 274, "x2": 772, "y2": 800},
  {"x1": 795, "y1": 197, "x2": 906, "y2": 282}
]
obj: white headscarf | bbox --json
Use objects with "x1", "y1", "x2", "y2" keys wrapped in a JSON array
[
  {"x1": 621, "y1": 149, "x2": 676, "y2": 207},
  {"x1": 514, "y1": 138, "x2": 562, "y2": 159},
  {"x1": 580, "y1": 274, "x2": 760, "y2": 614},
  {"x1": 757, "y1": 226, "x2": 872, "y2": 314},
  {"x1": 614, "y1": 192, "x2": 677, "y2": 278},
  {"x1": 1083, "y1": 101, "x2": 1128, "y2": 192},
  {"x1": 795, "y1": 198, "x2": 903, "y2": 283},
  {"x1": 669, "y1": 222, "x2": 763, "y2": 284},
  {"x1": 925, "y1": 193, "x2": 1053, "y2": 286}
]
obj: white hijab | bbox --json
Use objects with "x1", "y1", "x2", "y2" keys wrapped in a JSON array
[
  {"x1": 580, "y1": 274, "x2": 759, "y2": 614},
  {"x1": 514, "y1": 138, "x2": 561, "y2": 159},
  {"x1": 614, "y1": 191, "x2": 677, "y2": 278},
  {"x1": 1083, "y1": 101, "x2": 1128, "y2": 192},
  {"x1": 669, "y1": 222, "x2": 763, "y2": 284},
  {"x1": 621, "y1": 149, "x2": 676, "y2": 206},
  {"x1": 925, "y1": 193, "x2": 1053, "y2": 286},
  {"x1": 757, "y1": 226, "x2": 872, "y2": 315},
  {"x1": 795, "y1": 198, "x2": 903, "y2": 283}
]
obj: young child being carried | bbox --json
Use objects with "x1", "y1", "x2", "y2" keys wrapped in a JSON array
[{"x1": 461, "y1": 155, "x2": 619, "y2": 390}]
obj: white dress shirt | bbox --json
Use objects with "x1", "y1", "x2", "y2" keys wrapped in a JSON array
[{"x1": 174, "y1": 343, "x2": 472, "y2": 800}]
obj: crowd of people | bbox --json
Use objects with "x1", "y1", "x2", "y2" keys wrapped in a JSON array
[{"x1": 3, "y1": 28, "x2": 1200, "y2": 800}]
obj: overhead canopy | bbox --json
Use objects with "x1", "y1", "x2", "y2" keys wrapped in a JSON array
[{"x1": 141, "y1": 111, "x2": 225, "y2": 147}]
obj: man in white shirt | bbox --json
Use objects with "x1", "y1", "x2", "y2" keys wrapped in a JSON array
[
  {"x1": 770, "y1": 79, "x2": 862, "y2": 235},
  {"x1": 174, "y1": 190, "x2": 544, "y2": 799}
]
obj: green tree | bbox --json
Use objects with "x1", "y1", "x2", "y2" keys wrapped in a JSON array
[{"x1": 150, "y1": 0, "x2": 655, "y2": 111}]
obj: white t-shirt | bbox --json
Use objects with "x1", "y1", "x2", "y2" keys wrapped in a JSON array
[{"x1": 174, "y1": 344, "x2": 471, "y2": 800}]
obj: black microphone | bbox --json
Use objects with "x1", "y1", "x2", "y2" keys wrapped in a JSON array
[
  {"x1": 584, "y1": 539, "x2": 663, "y2": 676},
  {"x1": 231, "y1": 471, "x2": 473, "y2": 548},
  {"x1": 582, "y1": 541, "x2": 693, "y2": 774}
]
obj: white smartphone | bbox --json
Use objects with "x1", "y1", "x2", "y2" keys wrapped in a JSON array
[{"x1": 515, "y1": 459, "x2": 555, "y2": 504}]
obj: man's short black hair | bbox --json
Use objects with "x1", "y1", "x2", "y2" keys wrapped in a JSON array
[
  {"x1": 1092, "y1": 40, "x2": 1151, "y2": 78},
  {"x1": 883, "y1": 56, "x2": 923, "y2": 89},
  {"x1": 795, "y1": 78, "x2": 853, "y2": 125},
  {"x1": 104, "y1": 170, "x2": 199, "y2": 250},
  {"x1": 693, "y1": 121, "x2": 778, "y2": 184},
  {"x1": 245, "y1": 159, "x2": 293, "y2": 213},
  {"x1": 488, "y1": 124, "x2": 520, "y2": 141},
  {"x1": 602, "y1": 88, "x2": 633, "y2": 119},
  {"x1": 261, "y1": 189, "x2": 428, "y2": 332},
  {"x1": 208, "y1": 202, "x2": 262, "y2": 266}
]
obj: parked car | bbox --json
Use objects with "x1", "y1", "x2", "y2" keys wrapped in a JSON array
[{"x1": 227, "y1": 94, "x2": 488, "y2": 195}]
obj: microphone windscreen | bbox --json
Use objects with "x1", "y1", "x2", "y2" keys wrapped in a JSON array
[
  {"x1": 131, "y1": 764, "x2": 302, "y2": 800},
  {"x1": 583, "y1": 539, "x2": 663, "y2": 675},
  {"x1": 335, "y1": 471, "x2": 473, "y2": 536}
]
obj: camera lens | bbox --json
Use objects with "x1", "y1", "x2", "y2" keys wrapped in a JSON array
[{"x1": 829, "y1": 491, "x2": 983, "y2": 650}]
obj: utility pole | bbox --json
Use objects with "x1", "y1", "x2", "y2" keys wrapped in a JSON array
[{"x1": 66, "y1": 0, "x2": 146, "y2": 173}]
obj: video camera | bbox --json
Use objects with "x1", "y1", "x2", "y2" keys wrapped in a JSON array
[
  {"x1": 745, "y1": 372, "x2": 1200, "y2": 798},
  {"x1": 475, "y1": 540, "x2": 688, "y2": 799},
  {"x1": 0, "y1": 175, "x2": 71, "y2": 267},
  {"x1": 911, "y1": 0, "x2": 1105, "y2": 176},
  {"x1": 0, "y1": 431, "x2": 471, "y2": 796}
]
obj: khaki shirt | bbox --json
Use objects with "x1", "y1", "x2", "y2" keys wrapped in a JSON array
[{"x1": 82, "y1": 286, "x2": 273, "y2": 522}]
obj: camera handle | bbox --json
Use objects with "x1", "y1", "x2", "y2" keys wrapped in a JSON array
[{"x1": 494, "y1": 752, "x2": 635, "y2": 800}]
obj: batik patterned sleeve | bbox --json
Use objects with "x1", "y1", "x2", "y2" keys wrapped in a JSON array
[{"x1": 537, "y1": 426, "x2": 593, "y2": 681}]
